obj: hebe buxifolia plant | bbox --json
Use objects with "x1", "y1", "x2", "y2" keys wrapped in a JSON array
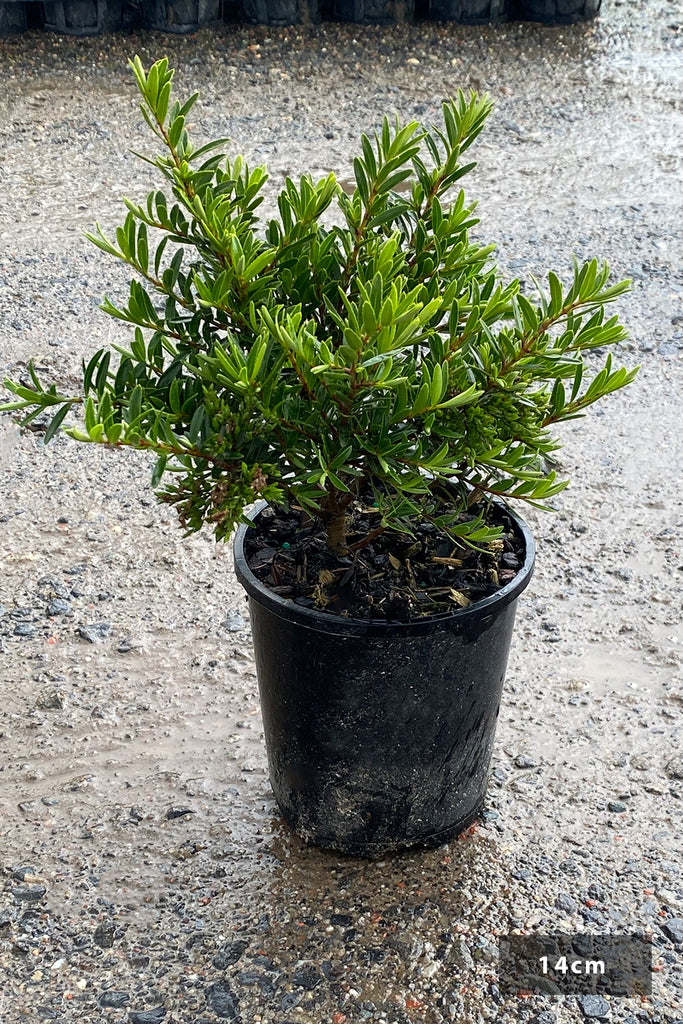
[{"x1": 2, "y1": 58, "x2": 636, "y2": 559}]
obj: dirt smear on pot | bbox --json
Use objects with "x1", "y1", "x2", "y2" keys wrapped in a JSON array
[{"x1": 1, "y1": 3, "x2": 682, "y2": 1022}]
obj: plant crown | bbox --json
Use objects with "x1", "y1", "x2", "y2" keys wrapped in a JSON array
[{"x1": 1, "y1": 58, "x2": 637, "y2": 552}]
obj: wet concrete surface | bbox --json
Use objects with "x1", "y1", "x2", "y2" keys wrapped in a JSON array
[{"x1": 0, "y1": 2, "x2": 682, "y2": 1021}]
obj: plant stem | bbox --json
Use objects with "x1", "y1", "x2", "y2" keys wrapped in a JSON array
[
  {"x1": 321, "y1": 486, "x2": 355, "y2": 553},
  {"x1": 324, "y1": 511, "x2": 348, "y2": 554}
]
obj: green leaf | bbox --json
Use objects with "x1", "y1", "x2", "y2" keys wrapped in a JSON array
[
  {"x1": 430, "y1": 363, "x2": 444, "y2": 407},
  {"x1": 106, "y1": 421, "x2": 123, "y2": 444},
  {"x1": 88, "y1": 422, "x2": 105, "y2": 443},
  {"x1": 368, "y1": 204, "x2": 410, "y2": 230},
  {"x1": 188, "y1": 405, "x2": 205, "y2": 443},
  {"x1": 94, "y1": 351, "x2": 111, "y2": 394},
  {"x1": 353, "y1": 157, "x2": 370, "y2": 206},
  {"x1": 43, "y1": 404, "x2": 71, "y2": 444},
  {"x1": 128, "y1": 384, "x2": 143, "y2": 424},
  {"x1": 157, "y1": 80, "x2": 172, "y2": 126},
  {"x1": 548, "y1": 271, "x2": 563, "y2": 314},
  {"x1": 517, "y1": 294, "x2": 539, "y2": 332},
  {"x1": 84, "y1": 397, "x2": 96, "y2": 433},
  {"x1": 437, "y1": 384, "x2": 481, "y2": 409},
  {"x1": 550, "y1": 378, "x2": 565, "y2": 417},
  {"x1": 151, "y1": 454, "x2": 167, "y2": 487},
  {"x1": 168, "y1": 115, "x2": 185, "y2": 150}
]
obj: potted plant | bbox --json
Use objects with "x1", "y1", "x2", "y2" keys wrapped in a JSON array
[{"x1": 1, "y1": 58, "x2": 636, "y2": 857}]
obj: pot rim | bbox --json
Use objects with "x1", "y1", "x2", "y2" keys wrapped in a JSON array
[{"x1": 233, "y1": 499, "x2": 535, "y2": 638}]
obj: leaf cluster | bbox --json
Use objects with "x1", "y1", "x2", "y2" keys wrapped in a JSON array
[{"x1": 1, "y1": 57, "x2": 637, "y2": 549}]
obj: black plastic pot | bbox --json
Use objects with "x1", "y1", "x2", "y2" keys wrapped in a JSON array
[
  {"x1": 234, "y1": 503, "x2": 535, "y2": 857},
  {"x1": 327, "y1": 0, "x2": 413, "y2": 24},
  {"x1": 429, "y1": 0, "x2": 507, "y2": 23},
  {"x1": 240, "y1": 0, "x2": 318, "y2": 25},
  {"x1": 511, "y1": 0, "x2": 600, "y2": 22},
  {"x1": 0, "y1": 1, "x2": 27, "y2": 34},
  {"x1": 42, "y1": 0, "x2": 127, "y2": 33},
  {"x1": 143, "y1": 0, "x2": 221, "y2": 32}
]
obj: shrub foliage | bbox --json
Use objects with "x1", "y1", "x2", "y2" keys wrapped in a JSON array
[{"x1": 2, "y1": 58, "x2": 637, "y2": 553}]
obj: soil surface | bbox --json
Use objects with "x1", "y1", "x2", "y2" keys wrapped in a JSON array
[
  {"x1": 242, "y1": 500, "x2": 526, "y2": 619},
  {"x1": 1, "y1": 4, "x2": 682, "y2": 1023}
]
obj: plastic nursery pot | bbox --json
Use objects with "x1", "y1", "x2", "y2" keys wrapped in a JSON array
[
  {"x1": 0, "y1": 1, "x2": 28, "y2": 35},
  {"x1": 429, "y1": 0, "x2": 507, "y2": 23},
  {"x1": 143, "y1": 0, "x2": 222, "y2": 32},
  {"x1": 326, "y1": 0, "x2": 414, "y2": 25},
  {"x1": 233, "y1": 502, "x2": 535, "y2": 858},
  {"x1": 240, "y1": 0, "x2": 318, "y2": 25},
  {"x1": 510, "y1": 0, "x2": 600, "y2": 23},
  {"x1": 42, "y1": 0, "x2": 127, "y2": 33}
]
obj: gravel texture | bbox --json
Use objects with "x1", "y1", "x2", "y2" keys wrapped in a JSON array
[{"x1": 0, "y1": 3, "x2": 682, "y2": 1022}]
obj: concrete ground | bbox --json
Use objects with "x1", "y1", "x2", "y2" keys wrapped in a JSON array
[{"x1": 0, "y1": 2, "x2": 681, "y2": 1021}]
